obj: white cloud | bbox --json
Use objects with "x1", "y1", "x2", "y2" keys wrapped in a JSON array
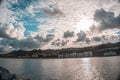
[
  {"x1": 0, "y1": 23, "x2": 25, "y2": 40},
  {"x1": 0, "y1": 0, "x2": 16, "y2": 24},
  {"x1": 0, "y1": 0, "x2": 120, "y2": 53}
]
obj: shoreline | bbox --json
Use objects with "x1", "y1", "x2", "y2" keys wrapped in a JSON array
[{"x1": 0, "y1": 55, "x2": 119, "y2": 59}]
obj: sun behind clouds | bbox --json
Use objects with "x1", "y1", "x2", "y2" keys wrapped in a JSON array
[{"x1": 75, "y1": 16, "x2": 94, "y2": 32}]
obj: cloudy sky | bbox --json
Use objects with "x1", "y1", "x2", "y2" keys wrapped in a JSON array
[{"x1": 0, "y1": 0, "x2": 120, "y2": 53}]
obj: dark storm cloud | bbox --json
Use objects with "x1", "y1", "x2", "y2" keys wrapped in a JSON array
[
  {"x1": 94, "y1": 8, "x2": 120, "y2": 31},
  {"x1": 89, "y1": 25, "x2": 98, "y2": 33},
  {"x1": 118, "y1": 35, "x2": 120, "y2": 40},
  {"x1": 0, "y1": 46, "x2": 10, "y2": 54},
  {"x1": 61, "y1": 40, "x2": 69, "y2": 46},
  {"x1": 0, "y1": 27, "x2": 10, "y2": 39},
  {"x1": 35, "y1": 34, "x2": 54, "y2": 42},
  {"x1": 11, "y1": 39, "x2": 40, "y2": 49},
  {"x1": 43, "y1": 8, "x2": 63, "y2": 17},
  {"x1": 0, "y1": 38, "x2": 40, "y2": 50},
  {"x1": 51, "y1": 39, "x2": 68, "y2": 46},
  {"x1": 101, "y1": 35, "x2": 107, "y2": 40},
  {"x1": 92, "y1": 36, "x2": 101, "y2": 42},
  {"x1": 110, "y1": 35, "x2": 118, "y2": 41},
  {"x1": 85, "y1": 38, "x2": 90, "y2": 44},
  {"x1": 45, "y1": 34, "x2": 55, "y2": 42},
  {"x1": 76, "y1": 31, "x2": 86, "y2": 42},
  {"x1": 51, "y1": 39, "x2": 60, "y2": 46},
  {"x1": 0, "y1": 48, "x2": 4, "y2": 54},
  {"x1": 0, "y1": 0, "x2": 2, "y2": 5},
  {"x1": 63, "y1": 31, "x2": 74, "y2": 38},
  {"x1": 0, "y1": 33, "x2": 55, "y2": 53}
]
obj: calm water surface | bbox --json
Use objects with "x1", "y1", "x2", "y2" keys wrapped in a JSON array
[{"x1": 0, "y1": 56, "x2": 120, "y2": 80}]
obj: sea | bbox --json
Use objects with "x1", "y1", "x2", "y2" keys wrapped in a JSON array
[{"x1": 0, "y1": 56, "x2": 120, "y2": 80}]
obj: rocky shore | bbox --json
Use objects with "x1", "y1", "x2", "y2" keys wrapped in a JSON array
[{"x1": 0, "y1": 66, "x2": 30, "y2": 80}]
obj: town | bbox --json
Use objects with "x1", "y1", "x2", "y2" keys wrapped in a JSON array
[{"x1": 0, "y1": 42, "x2": 120, "y2": 58}]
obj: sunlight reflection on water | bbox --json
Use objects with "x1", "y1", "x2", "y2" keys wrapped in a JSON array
[{"x1": 0, "y1": 56, "x2": 120, "y2": 80}]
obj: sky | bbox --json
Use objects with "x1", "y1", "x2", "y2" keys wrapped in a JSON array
[{"x1": 0, "y1": 0, "x2": 120, "y2": 53}]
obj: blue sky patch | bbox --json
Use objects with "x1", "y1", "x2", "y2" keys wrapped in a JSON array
[
  {"x1": 7, "y1": 0, "x2": 48, "y2": 32},
  {"x1": 116, "y1": 31, "x2": 120, "y2": 34}
]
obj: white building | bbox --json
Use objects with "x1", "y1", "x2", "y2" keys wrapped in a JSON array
[{"x1": 104, "y1": 51, "x2": 116, "y2": 56}]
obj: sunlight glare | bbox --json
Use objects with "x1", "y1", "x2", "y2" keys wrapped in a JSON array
[{"x1": 75, "y1": 16, "x2": 93, "y2": 32}]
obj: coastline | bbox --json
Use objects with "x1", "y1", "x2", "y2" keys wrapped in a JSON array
[{"x1": 0, "y1": 55, "x2": 119, "y2": 59}]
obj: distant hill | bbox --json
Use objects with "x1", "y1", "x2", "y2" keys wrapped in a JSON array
[{"x1": 0, "y1": 42, "x2": 120, "y2": 58}]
